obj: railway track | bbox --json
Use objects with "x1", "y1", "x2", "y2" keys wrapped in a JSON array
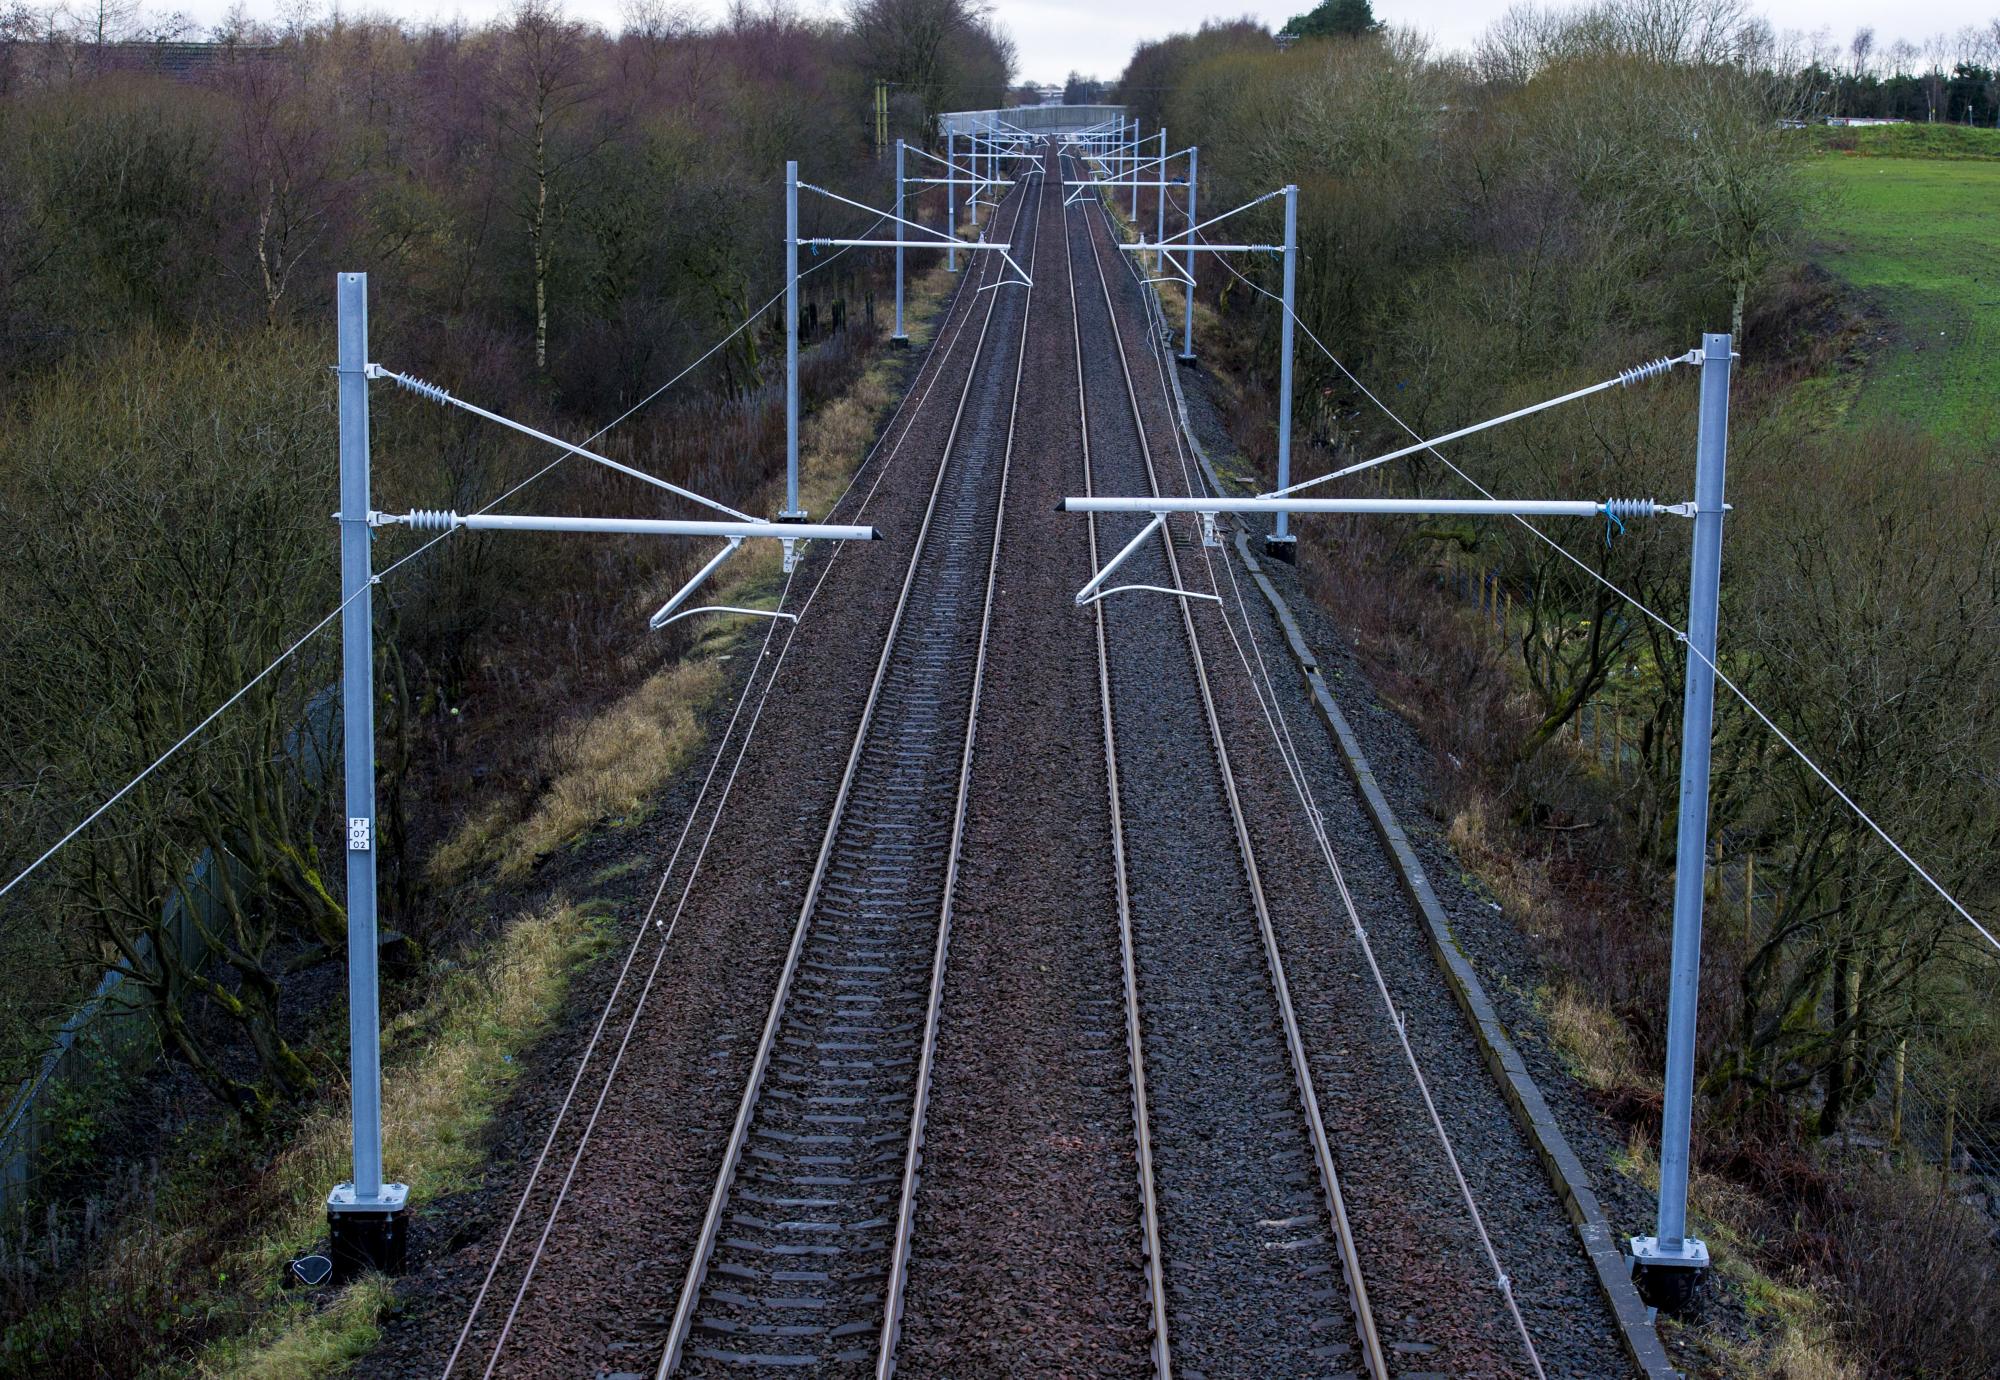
[
  {"x1": 1065, "y1": 149, "x2": 1390, "y2": 1380},
  {"x1": 654, "y1": 151, "x2": 1045, "y2": 1378},
  {"x1": 380, "y1": 136, "x2": 1629, "y2": 1380}
]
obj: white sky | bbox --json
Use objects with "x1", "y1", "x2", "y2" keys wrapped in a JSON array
[{"x1": 177, "y1": 0, "x2": 1999, "y2": 84}]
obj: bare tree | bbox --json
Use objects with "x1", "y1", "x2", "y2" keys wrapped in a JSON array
[
  {"x1": 495, "y1": 0, "x2": 609, "y2": 370},
  {"x1": 1920, "y1": 32, "x2": 1950, "y2": 121},
  {"x1": 848, "y1": 0, "x2": 1008, "y2": 141},
  {"x1": 222, "y1": 59, "x2": 340, "y2": 326},
  {"x1": 1849, "y1": 25, "x2": 1874, "y2": 79}
]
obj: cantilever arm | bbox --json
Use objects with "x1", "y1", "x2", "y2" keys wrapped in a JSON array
[
  {"x1": 1078, "y1": 584, "x2": 1220, "y2": 607},
  {"x1": 1073, "y1": 512, "x2": 1166, "y2": 606},
  {"x1": 654, "y1": 604, "x2": 799, "y2": 629},
  {"x1": 650, "y1": 539, "x2": 744, "y2": 630}
]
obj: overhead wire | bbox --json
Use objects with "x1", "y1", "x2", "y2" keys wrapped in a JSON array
[
  {"x1": 445, "y1": 187, "x2": 1021, "y2": 1378},
  {"x1": 1096, "y1": 191, "x2": 1549, "y2": 1378},
  {"x1": 1175, "y1": 201, "x2": 1998, "y2": 959}
]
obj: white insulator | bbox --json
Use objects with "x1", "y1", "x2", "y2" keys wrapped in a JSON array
[
  {"x1": 406, "y1": 509, "x2": 461, "y2": 532},
  {"x1": 1603, "y1": 498, "x2": 1657, "y2": 521},
  {"x1": 1616, "y1": 355, "x2": 1680, "y2": 388},
  {"x1": 390, "y1": 372, "x2": 453, "y2": 405}
]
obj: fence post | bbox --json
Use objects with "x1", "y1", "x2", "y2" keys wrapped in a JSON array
[
  {"x1": 327, "y1": 272, "x2": 409, "y2": 1281},
  {"x1": 1890, "y1": 1038, "x2": 1907, "y2": 1147},
  {"x1": 1632, "y1": 331, "x2": 1731, "y2": 1309}
]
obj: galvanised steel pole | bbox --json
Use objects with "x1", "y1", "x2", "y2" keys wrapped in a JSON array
[
  {"x1": 1179, "y1": 145, "x2": 1198, "y2": 362},
  {"x1": 1270, "y1": 183, "x2": 1299, "y2": 556},
  {"x1": 946, "y1": 130, "x2": 957, "y2": 273},
  {"x1": 328, "y1": 272, "x2": 407, "y2": 1279},
  {"x1": 783, "y1": 161, "x2": 803, "y2": 518},
  {"x1": 966, "y1": 131, "x2": 981, "y2": 236},
  {"x1": 1634, "y1": 331, "x2": 1730, "y2": 1308},
  {"x1": 1155, "y1": 127, "x2": 1167, "y2": 273},
  {"x1": 892, "y1": 139, "x2": 908, "y2": 345},
  {"x1": 1129, "y1": 117, "x2": 1140, "y2": 218},
  {"x1": 337, "y1": 273, "x2": 383, "y2": 1205}
]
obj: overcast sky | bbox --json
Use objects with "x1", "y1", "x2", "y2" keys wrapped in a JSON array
[{"x1": 178, "y1": 0, "x2": 2000, "y2": 84}]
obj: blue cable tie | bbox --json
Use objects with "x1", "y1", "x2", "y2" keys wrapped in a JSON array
[{"x1": 1605, "y1": 508, "x2": 1626, "y2": 548}]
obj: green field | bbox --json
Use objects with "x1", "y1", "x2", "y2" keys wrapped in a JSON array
[{"x1": 1803, "y1": 129, "x2": 2000, "y2": 444}]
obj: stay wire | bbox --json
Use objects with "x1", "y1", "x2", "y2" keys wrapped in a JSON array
[
  {"x1": 1183, "y1": 212, "x2": 1998, "y2": 959},
  {"x1": 0, "y1": 213, "x2": 885, "y2": 912}
]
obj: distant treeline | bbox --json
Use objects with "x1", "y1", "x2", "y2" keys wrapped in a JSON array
[{"x1": 1811, "y1": 23, "x2": 2000, "y2": 126}]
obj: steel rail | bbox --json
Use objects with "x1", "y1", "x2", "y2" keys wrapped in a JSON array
[
  {"x1": 1060, "y1": 145, "x2": 1175, "y2": 1380},
  {"x1": 873, "y1": 150, "x2": 1047, "y2": 1380},
  {"x1": 655, "y1": 160, "x2": 1040, "y2": 1380},
  {"x1": 1075, "y1": 156, "x2": 1392, "y2": 1380}
]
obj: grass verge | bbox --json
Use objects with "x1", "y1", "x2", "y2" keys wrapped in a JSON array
[
  {"x1": 191, "y1": 895, "x2": 611, "y2": 1378},
  {"x1": 0, "y1": 897, "x2": 609, "y2": 1379}
]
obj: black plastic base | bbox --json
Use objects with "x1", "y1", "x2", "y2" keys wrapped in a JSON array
[
  {"x1": 1631, "y1": 1260, "x2": 1705, "y2": 1313},
  {"x1": 328, "y1": 1206, "x2": 410, "y2": 1283},
  {"x1": 1176, "y1": 352, "x2": 1198, "y2": 368},
  {"x1": 1262, "y1": 534, "x2": 1298, "y2": 565},
  {"x1": 889, "y1": 336, "x2": 911, "y2": 350}
]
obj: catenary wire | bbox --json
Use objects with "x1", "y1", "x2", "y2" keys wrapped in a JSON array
[
  {"x1": 1104, "y1": 205, "x2": 1548, "y2": 1377},
  {"x1": 446, "y1": 216, "x2": 1009, "y2": 1378}
]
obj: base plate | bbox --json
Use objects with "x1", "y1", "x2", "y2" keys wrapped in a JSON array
[
  {"x1": 327, "y1": 1183, "x2": 411, "y2": 1282},
  {"x1": 1630, "y1": 1235, "x2": 1709, "y2": 1312}
]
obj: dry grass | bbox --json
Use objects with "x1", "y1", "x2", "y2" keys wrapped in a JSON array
[
  {"x1": 1447, "y1": 797, "x2": 1647, "y2": 1092},
  {"x1": 1743, "y1": 1320, "x2": 1863, "y2": 1380},
  {"x1": 428, "y1": 658, "x2": 724, "y2": 885},
  {"x1": 1445, "y1": 797, "x2": 1553, "y2": 931},
  {"x1": 199, "y1": 1275, "x2": 395, "y2": 1380},
  {"x1": 501, "y1": 658, "x2": 726, "y2": 881},
  {"x1": 424, "y1": 796, "x2": 514, "y2": 888},
  {"x1": 198, "y1": 896, "x2": 610, "y2": 1375},
  {"x1": 1542, "y1": 983, "x2": 1643, "y2": 1093}
]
